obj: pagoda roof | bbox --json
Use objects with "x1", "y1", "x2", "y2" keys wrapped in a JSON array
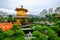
[{"x1": 15, "y1": 5, "x2": 28, "y2": 12}]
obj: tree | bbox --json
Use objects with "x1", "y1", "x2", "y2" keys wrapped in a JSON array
[
  {"x1": 6, "y1": 15, "x2": 13, "y2": 22},
  {"x1": 0, "y1": 16, "x2": 4, "y2": 22},
  {"x1": 12, "y1": 18, "x2": 16, "y2": 22},
  {"x1": 32, "y1": 31, "x2": 47, "y2": 40},
  {"x1": 20, "y1": 18, "x2": 26, "y2": 25},
  {"x1": 6, "y1": 15, "x2": 16, "y2": 22},
  {"x1": 0, "y1": 24, "x2": 25, "y2": 40},
  {"x1": 28, "y1": 17, "x2": 34, "y2": 23},
  {"x1": 11, "y1": 24, "x2": 25, "y2": 40},
  {"x1": 0, "y1": 28, "x2": 4, "y2": 40},
  {"x1": 30, "y1": 23, "x2": 60, "y2": 40}
]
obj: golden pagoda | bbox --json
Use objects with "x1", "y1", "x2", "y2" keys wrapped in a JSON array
[{"x1": 15, "y1": 5, "x2": 28, "y2": 25}]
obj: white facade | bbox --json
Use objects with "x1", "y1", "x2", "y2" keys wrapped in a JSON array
[{"x1": 55, "y1": 7, "x2": 60, "y2": 14}]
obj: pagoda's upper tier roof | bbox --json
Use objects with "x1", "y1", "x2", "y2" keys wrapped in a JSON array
[{"x1": 15, "y1": 6, "x2": 28, "y2": 12}]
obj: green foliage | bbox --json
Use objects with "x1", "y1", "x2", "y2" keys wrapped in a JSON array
[
  {"x1": 15, "y1": 36, "x2": 25, "y2": 40},
  {"x1": 12, "y1": 24, "x2": 21, "y2": 30},
  {"x1": 12, "y1": 24, "x2": 25, "y2": 40},
  {"x1": 6, "y1": 15, "x2": 12, "y2": 22},
  {"x1": 16, "y1": 29, "x2": 24, "y2": 36},
  {"x1": 0, "y1": 24, "x2": 25, "y2": 40},
  {"x1": 45, "y1": 13, "x2": 59, "y2": 22},
  {"x1": 54, "y1": 21, "x2": 60, "y2": 27},
  {"x1": 6, "y1": 15, "x2": 16, "y2": 22},
  {"x1": 29, "y1": 38, "x2": 35, "y2": 40},
  {"x1": 28, "y1": 17, "x2": 34, "y2": 23},
  {"x1": 0, "y1": 13, "x2": 60, "y2": 40},
  {"x1": 50, "y1": 25, "x2": 58, "y2": 32},
  {"x1": 12, "y1": 18, "x2": 16, "y2": 22},
  {"x1": 20, "y1": 18, "x2": 26, "y2": 25},
  {"x1": 50, "y1": 21, "x2": 60, "y2": 32},
  {"x1": 4, "y1": 30, "x2": 14, "y2": 37},
  {"x1": 31, "y1": 22, "x2": 60, "y2": 40},
  {"x1": 47, "y1": 30, "x2": 57, "y2": 37},
  {"x1": 0, "y1": 16, "x2": 4, "y2": 22},
  {"x1": 33, "y1": 25, "x2": 41, "y2": 31},
  {"x1": 32, "y1": 31, "x2": 47, "y2": 40},
  {"x1": 32, "y1": 31, "x2": 41, "y2": 37},
  {"x1": 28, "y1": 17, "x2": 40, "y2": 23},
  {"x1": 0, "y1": 28, "x2": 4, "y2": 40},
  {"x1": 33, "y1": 25, "x2": 50, "y2": 34},
  {"x1": 4, "y1": 37, "x2": 13, "y2": 40}
]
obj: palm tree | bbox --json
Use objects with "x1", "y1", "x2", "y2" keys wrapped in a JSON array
[
  {"x1": 6, "y1": 15, "x2": 16, "y2": 22},
  {"x1": 6, "y1": 15, "x2": 12, "y2": 22}
]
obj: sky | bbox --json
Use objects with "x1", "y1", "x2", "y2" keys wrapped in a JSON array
[{"x1": 0, "y1": 0, "x2": 60, "y2": 15}]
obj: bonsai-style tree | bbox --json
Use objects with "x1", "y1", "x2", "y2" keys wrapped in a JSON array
[
  {"x1": 20, "y1": 18, "x2": 26, "y2": 25},
  {"x1": 0, "y1": 24, "x2": 25, "y2": 40},
  {"x1": 30, "y1": 24, "x2": 60, "y2": 40}
]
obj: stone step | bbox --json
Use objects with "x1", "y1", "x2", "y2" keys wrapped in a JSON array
[
  {"x1": 22, "y1": 28, "x2": 32, "y2": 30},
  {"x1": 21, "y1": 25, "x2": 30, "y2": 28}
]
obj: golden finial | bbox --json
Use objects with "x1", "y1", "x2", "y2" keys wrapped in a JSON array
[{"x1": 21, "y1": 5, "x2": 23, "y2": 8}]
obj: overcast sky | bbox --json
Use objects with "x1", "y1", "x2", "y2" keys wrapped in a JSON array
[{"x1": 0, "y1": 0, "x2": 60, "y2": 15}]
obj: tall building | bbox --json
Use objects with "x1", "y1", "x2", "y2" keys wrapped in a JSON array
[{"x1": 49, "y1": 8, "x2": 53, "y2": 14}]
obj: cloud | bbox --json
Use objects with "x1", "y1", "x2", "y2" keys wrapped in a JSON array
[
  {"x1": 19, "y1": 0, "x2": 60, "y2": 15},
  {"x1": 0, "y1": 8, "x2": 16, "y2": 15},
  {"x1": 0, "y1": 0, "x2": 19, "y2": 10},
  {"x1": 0, "y1": 0, "x2": 60, "y2": 15}
]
